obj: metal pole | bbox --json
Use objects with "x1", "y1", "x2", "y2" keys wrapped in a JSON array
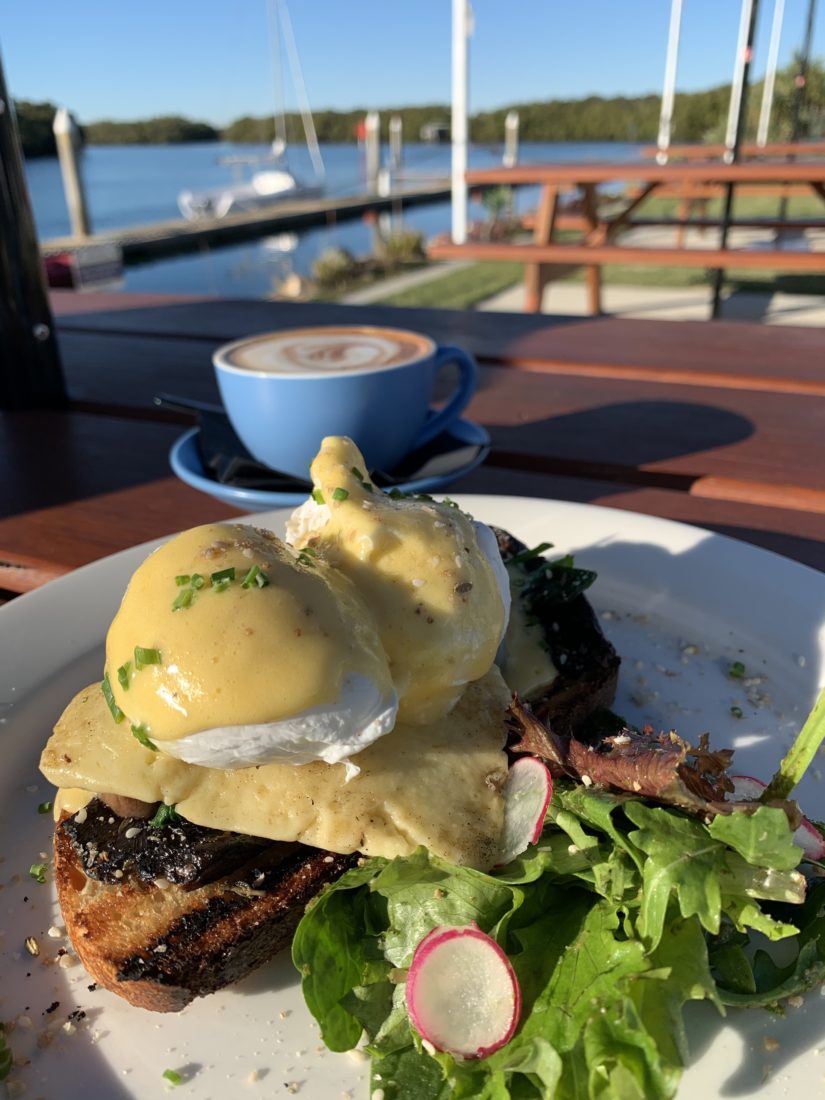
[
  {"x1": 756, "y1": 0, "x2": 785, "y2": 146},
  {"x1": 451, "y1": 0, "x2": 470, "y2": 244},
  {"x1": 789, "y1": 0, "x2": 817, "y2": 142},
  {"x1": 776, "y1": 0, "x2": 817, "y2": 228},
  {"x1": 53, "y1": 107, "x2": 91, "y2": 237},
  {"x1": 712, "y1": 0, "x2": 760, "y2": 317},
  {"x1": 0, "y1": 52, "x2": 66, "y2": 409},
  {"x1": 657, "y1": 0, "x2": 684, "y2": 164}
]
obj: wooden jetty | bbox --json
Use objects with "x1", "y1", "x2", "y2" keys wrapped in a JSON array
[{"x1": 41, "y1": 181, "x2": 451, "y2": 264}]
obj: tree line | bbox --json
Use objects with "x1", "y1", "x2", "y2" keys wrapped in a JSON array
[{"x1": 15, "y1": 56, "x2": 823, "y2": 158}]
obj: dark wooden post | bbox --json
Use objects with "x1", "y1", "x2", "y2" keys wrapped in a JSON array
[{"x1": 0, "y1": 53, "x2": 67, "y2": 409}]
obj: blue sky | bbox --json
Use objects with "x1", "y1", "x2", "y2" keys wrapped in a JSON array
[{"x1": 2, "y1": 1, "x2": 823, "y2": 125}]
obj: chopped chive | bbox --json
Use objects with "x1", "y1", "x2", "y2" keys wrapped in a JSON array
[
  {"x1": 174, "y1": 574, "x2": 191, "y2": 587},
  {"x1": 332, "y1": 487, "x2": 349, "y2": 502},
  {"x1": 37, "y1": 801, "x2": 53, "y2": 814},
  {"x1": 172, "y1": 587, "x2": 194, "y2": 611},
  {"x1": 210, "y1": 567, "x2": 235, "y2": 591},
  {"x1": 117, "y1": 661, "x2": 132, "y2": 690},
  {"x1": 350, "y1": 467, "x2": 374, "y2": 491},
  {"x1": 134, "y1": 646, "x2": 162, "y2": 670},
  {"x1": 311, "y1": 487, "x2": 325, "y2": 504},
  {"x1": 190, "y1": 573, "x2": 205, "y2": 589},
  {"x1": 509, "y1": 542, "x2": 554, "y2": 565},
  {"x1": 149, "y1": 803, "x2": 180, "y2": 828},
  {"x1": 728, "y1": 660, "x2": 746, "y2": 679},
  {"x1": 131, "y1": 724, "x2": 158, "y2": 752},
  {"x1": 730, "y1": 705, "x2": 744, "y2": 719},
  {"x1": 101, "y1": 674, "x2": 125, "y2": 724},
  {"x1": 388, "y1": 487, "x2": 406, "y2": 499},
  {"x1": 297, "y1": 546, "x2": 319, "y2": 567},
  {"x1": 241, "y1": 564, "x2": 269, "y2": 589},
  {"x1": 29, "y1": 862, "x2": 47, "y2": 884},
  {"x1": 162, "y1": 1069, "x2": 183, "y2": 1086}
]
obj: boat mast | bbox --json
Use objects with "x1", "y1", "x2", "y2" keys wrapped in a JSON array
[
  {"x1": 278, "y1": 0, "x2": 325, "y2": 180},
  {"x1": 756, "y1": 0, "x2": 786, "y2": 146},
  {"x1": 451, "y1": 0, "x2": 471, "y2": 244},
  {"x1": 656, "y1": 0, "x2": 684, "y2": 164},
  {"x1": 266, "y1": 0, "x2": 288, "y2": 156}
]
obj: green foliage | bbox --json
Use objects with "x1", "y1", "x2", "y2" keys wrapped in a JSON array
[
  {"x1": 311, "y1": 247, "x2": 358, "y2": 290},
  {"x1": 14, "y1": 56, "x2": 823, "y2": 161},
  {"x1": 377, "y1": 228, "x2": 426, "y2": 265},
  {"x1": 13, "y1": 99, "x2": 59, "y2": 157},
  {"x1": 81, "y1": 115, "x2": 219, "y2": 145}
]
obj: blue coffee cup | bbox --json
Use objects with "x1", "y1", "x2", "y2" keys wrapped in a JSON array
[{"x1": 213, "y1": 325, "x2": 478, "y2": 480}]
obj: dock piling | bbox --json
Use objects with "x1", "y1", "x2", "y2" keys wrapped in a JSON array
[{"x1": 53, "y1": 107, "x2": 91, "y2": 238}]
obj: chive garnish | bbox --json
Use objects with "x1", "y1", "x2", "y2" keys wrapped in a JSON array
[
  {"x1": 728, "y1": 660, "x2": 746, "y2": 679},
  {"x1": 38, "y1": 801, "x2": 53, "y2": 815},
  {"x1": 162, "y1": 1069, "x2": 183, "y2": 1086},
  {"x1": 131, "y1": 724, "x2": 158, "y2": 752},
  {"x1": 134, "y1": 646, "x2": 162, "y2": 670},
  {"x1": 101, "y1": 674, "x2": 125, "y2": 724},
  {"x1": 210, "y1": 567, "x2": 235, "y2": 591},
  {"x1": 241, "y1": 564, "x2": 269, "y2": 589},
  {"x1": 311, "y1": 487, "x2": 325, "y2": 505},
  {"x1": 332, "y1": 487, "x2": 349, "y2": 502},
  {"x1": 297, "y1": 546, "x2": 319, "y2": 566},
  {"x1": 351, "y1": 467, "x2": 374, "y2": 491},
  {"x1": 191, "y1": 573, "x2": 205, "y2": 589},
  {"x1": 117, "y1": 661, "x2": 132, "y2": 690},
  {"x1": 29, "y1": 863, "x2": 47, "y2": 884},
  {"x1": 174, "y1": 574, "x2": 191, "y2": 586},
  {"x1": 149, "y1": 803, "x2": 180, "y2": 828},
  {"x1": 172, "y1": 587, "x2": 194, "y2": 611},
  {"x1": 730, "y1": 705, "x2": 744, "y2": 718}
]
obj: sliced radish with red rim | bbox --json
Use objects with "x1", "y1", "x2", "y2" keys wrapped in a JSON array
[
  {"x1": 406, "y1": 923, "x2": 521, "y2": 1059},
  {"x1": 497, "y1": 755, "x2": 553, "y2": 866}
]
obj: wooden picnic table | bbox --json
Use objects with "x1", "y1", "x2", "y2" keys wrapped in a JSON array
[
  {"x1": 429, "y1": 160, "x2": 825, "y2": 313},
  {"x1": 0, "y1": 292, "x2": 823, "y2": 602}
]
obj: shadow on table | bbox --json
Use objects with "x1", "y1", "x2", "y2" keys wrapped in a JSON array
[{"x1": 484, "y1": 398, "x2": 754, "y2": 489}]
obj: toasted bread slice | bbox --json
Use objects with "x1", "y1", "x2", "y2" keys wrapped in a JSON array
[{"x1": 54, "y1": 815, "x2": 355, "y2": 1012}]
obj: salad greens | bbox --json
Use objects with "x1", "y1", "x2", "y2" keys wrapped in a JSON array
[{"x1": 293, "y1": 688, "x2": 825, "y2": 1100}]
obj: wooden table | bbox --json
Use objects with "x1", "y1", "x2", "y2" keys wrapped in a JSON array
[
  {"x1": 0, "y1": 291, "x2": 823, "y2": 601},
  {"x1": 429, "y1": 160, "x2": 825, "y2": 313}
]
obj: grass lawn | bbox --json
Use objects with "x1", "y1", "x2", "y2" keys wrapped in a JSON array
[{"x1": 371, "y1": 190, "x2": 825, "y2": 309}]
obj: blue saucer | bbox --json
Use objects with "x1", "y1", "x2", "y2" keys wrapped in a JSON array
[{"x1": 170, "y1": 419, "x2": 491, "y2": 511}]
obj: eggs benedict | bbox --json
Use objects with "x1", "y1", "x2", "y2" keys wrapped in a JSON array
[{"x1": 38, "y1": 437, "x2": 618, "y2": 1011}]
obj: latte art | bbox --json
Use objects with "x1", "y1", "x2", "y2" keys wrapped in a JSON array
[{"x1": 224, "y1": 327, "x2": 432, "y2": 376}]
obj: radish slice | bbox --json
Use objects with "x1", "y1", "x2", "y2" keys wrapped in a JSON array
[
  {"x1": 406, "y1": 924, "x2": 521, "y2": 1058},
  {"x1": 730, "y1": 775, "x2": 825, "y2": 861},
  {"x1": 497, "y1": 756, "x2": 553, "y2": 866}
]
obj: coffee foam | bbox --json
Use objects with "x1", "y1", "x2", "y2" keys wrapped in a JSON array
[{"x1": 222, "y1": 327, "x2": 432, "y2": 376}]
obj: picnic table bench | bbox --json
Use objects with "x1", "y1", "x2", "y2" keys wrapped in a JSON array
[{"x1": 429, "y1": 161, "x2": 825, "y2": 314}]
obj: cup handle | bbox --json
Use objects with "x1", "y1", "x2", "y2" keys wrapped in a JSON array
[{"x1": 410, "y1": 345, "x2": 478, "y2": 450}]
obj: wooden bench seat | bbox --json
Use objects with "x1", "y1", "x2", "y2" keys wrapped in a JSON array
[{"x1": 428, "y1": 239, "x2": 825, "y2": 273}]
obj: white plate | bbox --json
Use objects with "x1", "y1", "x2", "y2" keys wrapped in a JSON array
[{"x1": 1, "y1": 496, "x2": 824, "y2": 1100}]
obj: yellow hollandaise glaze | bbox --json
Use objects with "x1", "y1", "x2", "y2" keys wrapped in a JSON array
[
  {"x1": 105, "y1": 523, "x2": 392, "y2": 742},
  {"x1": 287, "y1": 436, "x2": 508, "y2": 725}
]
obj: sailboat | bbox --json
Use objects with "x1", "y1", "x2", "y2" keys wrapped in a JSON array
[{"x1": 177, "y1": 0, "x2": 325, "y2": 221}]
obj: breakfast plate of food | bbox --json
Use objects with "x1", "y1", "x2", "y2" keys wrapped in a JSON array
[{"x1": 1, "y1": 437, "x2": 824, "y2": 1100}]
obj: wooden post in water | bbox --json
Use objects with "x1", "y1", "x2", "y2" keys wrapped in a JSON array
[
  {"x1": 364, "y1": 111, "x2": 381, "y2": 193},
  {"x1": 53, "y1": 107, "x2": 91, "y2": 237},
  {"x1": 503, "y1": 111, "x2": 519, "y2": 167},
  {"x1": 0, "y1": 53, "x2": 66, "y2": 409},
  {"x1": 389, "y1": 115, "x2": 403, "y2": 172}
]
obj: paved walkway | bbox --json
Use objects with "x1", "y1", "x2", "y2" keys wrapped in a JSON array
[{"x1": 477, "y1": 281, "x2": 825, "y2": 324}]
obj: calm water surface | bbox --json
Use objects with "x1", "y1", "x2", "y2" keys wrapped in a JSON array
[{"x1": 26, "y1": 141, "x2": 643, "y2": 297}]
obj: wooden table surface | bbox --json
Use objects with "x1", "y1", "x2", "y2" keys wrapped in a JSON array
[{"x1": 1, "y1": 291, "x2": 823, "y2": 599}]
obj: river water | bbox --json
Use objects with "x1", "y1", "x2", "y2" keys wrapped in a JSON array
[{"x1": 25, "y1": 141, "x2": 643, "y2": 297}]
